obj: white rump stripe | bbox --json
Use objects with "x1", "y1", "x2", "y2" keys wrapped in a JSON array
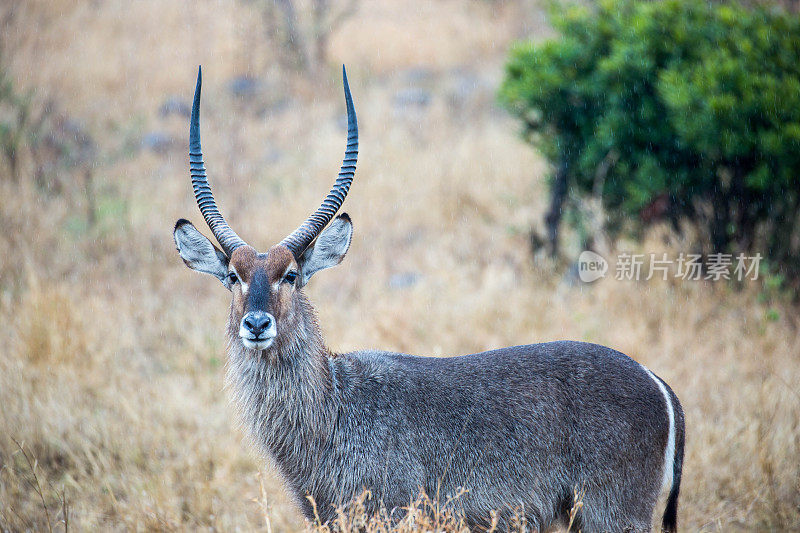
[{"x1": 641, "y1": 365, "x2": 675, "y2": 492}]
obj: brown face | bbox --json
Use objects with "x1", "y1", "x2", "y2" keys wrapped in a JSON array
[{"x1": 227, "y1": 245, "x2": 300, "y2": 350}]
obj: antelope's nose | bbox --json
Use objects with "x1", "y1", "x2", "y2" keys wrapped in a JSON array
[{"x1": 242, "y1": 311, "x2": 273, "y2": 337}]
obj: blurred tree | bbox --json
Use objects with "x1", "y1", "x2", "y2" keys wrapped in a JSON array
[
  {"x1": 249, "y1": 0, "x2": 359, "y2": 76},
  {"x1": 499, "y1": 0, "x2": 800, "y2": 283}
]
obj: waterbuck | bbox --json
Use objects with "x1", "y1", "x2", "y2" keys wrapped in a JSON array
[{"x1": 173, "y1": 66, "x2": 685, "y2": 532}]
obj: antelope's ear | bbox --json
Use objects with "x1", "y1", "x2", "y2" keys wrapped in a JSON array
[
  {"x1": 173, "y1": 219, "x2": 230, "y2": 287},
  {"x1": 297, "y1": 213, "x2": 353, "y2": 287}
]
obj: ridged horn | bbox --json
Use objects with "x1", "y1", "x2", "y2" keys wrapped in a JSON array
[
  {"x1": 189, "y1": 66, "x2": 248, "y2": 256},
  {"x1": 281, "y1": 65, "x2": 358, "y2": 259}
]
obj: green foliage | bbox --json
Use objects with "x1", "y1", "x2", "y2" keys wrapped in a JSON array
[
  {"x1": 0, "y1": 67, "x2": 35, "y2": 182},
  {"x1": 0, "y1": 59, "x2": 98, "y2": 227},
  {"x1": 500, "y1": 0, "x2": 800, "y2": 281}
]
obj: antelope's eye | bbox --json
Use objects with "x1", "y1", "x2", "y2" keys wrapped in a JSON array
[
  {"x1": 227, "y1": 272, "x2": 239, "y2": 284},
  {"x1": 283, "y1": 271, "x2": 298, "y2": 285}
]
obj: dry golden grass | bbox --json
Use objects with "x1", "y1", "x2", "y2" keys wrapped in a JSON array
[{"x1": 1, "y1": 1, "x2": 799, "y2": 531}]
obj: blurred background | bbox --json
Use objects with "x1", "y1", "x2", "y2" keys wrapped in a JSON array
[{"x1": 0, "y1": 0, "x2": 798, "y2": 530}]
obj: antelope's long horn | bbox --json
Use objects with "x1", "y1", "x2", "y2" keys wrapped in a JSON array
[
  {"x1": 189, "y1": 66, "x2": 248, "y2": 256},
  {"x1": 281, "y1": 65, "x2": 358, "y2": 259}
]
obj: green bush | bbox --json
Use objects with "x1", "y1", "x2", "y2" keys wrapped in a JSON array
[{"x1": 499, "y1": 0, "x2": 800, "y2": 281}]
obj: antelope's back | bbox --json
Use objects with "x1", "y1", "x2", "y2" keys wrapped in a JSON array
[{"x1": 328, "y1": 340, "x2": 670, "y2": 512}]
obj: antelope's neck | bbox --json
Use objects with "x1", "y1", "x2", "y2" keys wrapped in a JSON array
[{"x1": 224, "y1": 300, "x2": 337, "y2": 478}]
